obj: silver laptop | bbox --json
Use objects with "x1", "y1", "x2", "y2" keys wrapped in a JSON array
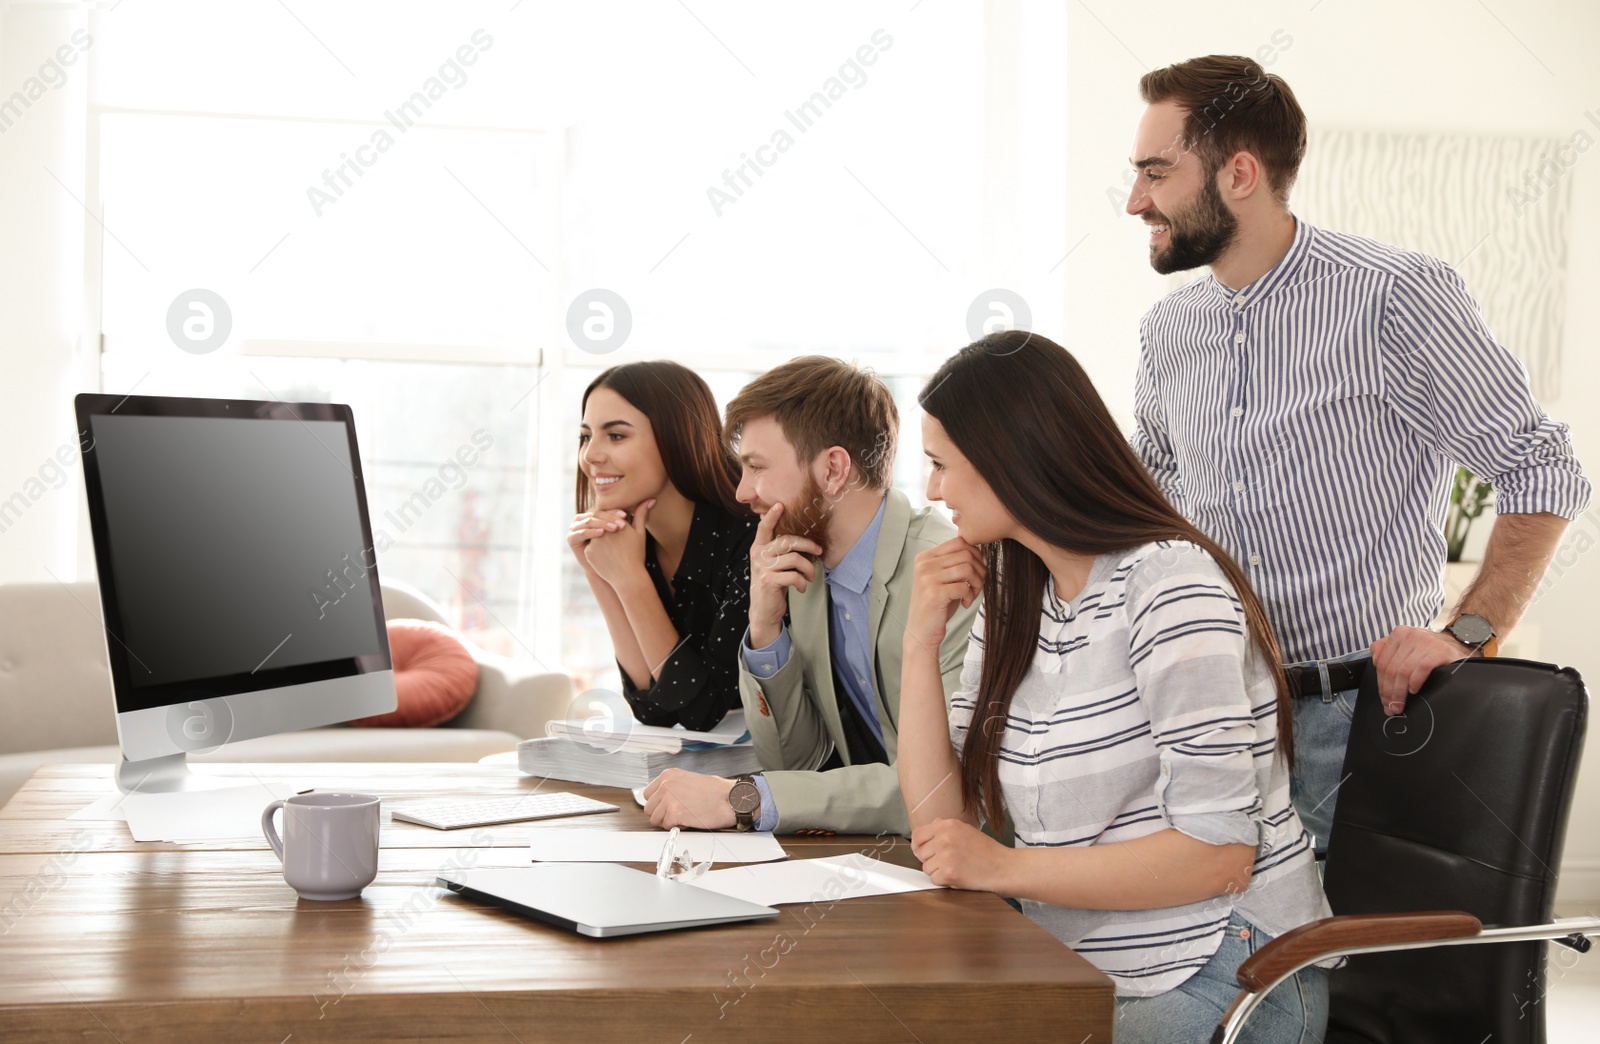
[{"x1": 438, "y1": 863, "x2": 779, "y2": 938}]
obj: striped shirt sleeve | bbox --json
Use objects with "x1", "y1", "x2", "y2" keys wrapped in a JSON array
[
  {"x1": 1379, "y1": 260, "x2": 1591, "y2": 519},
  {"x1": 1124, "y1": 545, "x2": 1265, "y2": 849},
  {"x1": 1132, "y1": 316, "x2": 1187, "y2": 512}
]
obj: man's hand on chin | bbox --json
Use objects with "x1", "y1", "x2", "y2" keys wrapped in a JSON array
[
  {"x1": 641, "y1": 768, "x2": 736, "y2": 830},
  {"x1": 1371, "y1": 626, "x2": 1475, "y2": 715}
]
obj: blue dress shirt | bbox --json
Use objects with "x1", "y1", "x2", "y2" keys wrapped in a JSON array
[{"x1": 740, "y1": 498, "x2": 887, "y2": 831}]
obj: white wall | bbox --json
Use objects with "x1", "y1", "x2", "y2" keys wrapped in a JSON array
[
  {"x1": 1066, "y1": 0, "x2": 1600, "y2": 901},
  {"x1": 0, "y1": 2, "x2": 94, "y2": 585}
]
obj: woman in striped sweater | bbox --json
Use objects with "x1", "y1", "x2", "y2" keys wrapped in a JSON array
[{"x1": 896, "y1": 331, "x2": 1331, "y2": 1043}]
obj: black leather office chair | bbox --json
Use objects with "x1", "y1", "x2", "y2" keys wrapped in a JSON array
[{"x1": 1213, "y1": 658, "x2": 1597, "y2": 1044}]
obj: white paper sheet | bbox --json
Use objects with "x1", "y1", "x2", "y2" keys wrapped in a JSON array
[
  {"x1": 120, "y1": 780, "x2": 295, "y2": 842},
  {"x1": 546, "y1": 711, "x2": 749, "y2": 753},
  {"x1": 68, "y1": 792, "x2": 134, "y2": 821},
  {"x1": 526, "y1": 828, "x2": 787, "y2": 864},
  {"x1": 686, "y1": 853, "x2": 941, "y2": 907}
]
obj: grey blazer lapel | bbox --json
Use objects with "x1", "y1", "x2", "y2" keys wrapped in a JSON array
[{"x1": 868, "y1": 490, "x2": 913, "y2": 759}]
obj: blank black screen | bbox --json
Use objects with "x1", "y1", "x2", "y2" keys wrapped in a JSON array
[{"x1": 90, "y1": 414, "x2": 384, "y2": 690}]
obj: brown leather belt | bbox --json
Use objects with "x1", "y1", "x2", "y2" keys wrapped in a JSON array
[{"x1": 1284, "y1": 655, "x2": 1371, "y2": 698}]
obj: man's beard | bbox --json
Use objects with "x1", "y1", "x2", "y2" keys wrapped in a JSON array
[
  {"x1": 769, "y1": 473, "x2": 832, "y2": 557},
  {"x1": 1150, "y1": 172, "x2": 1239, "y2": 275}
]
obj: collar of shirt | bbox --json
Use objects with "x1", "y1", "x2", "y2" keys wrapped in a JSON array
[
  {"x1": 824, "y1": 496, "x2": 886, "y2": 596},
  {"x1": 1035, "y1": 555, "x2": 1120, "y2": 675},
  {"x1": 1204, "y1": 214, "x2": 1316, "y2": 311}
]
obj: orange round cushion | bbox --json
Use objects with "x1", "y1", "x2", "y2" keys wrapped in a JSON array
[{"x1": 354, "y1": 620, "x2": 479, "y2": 728}]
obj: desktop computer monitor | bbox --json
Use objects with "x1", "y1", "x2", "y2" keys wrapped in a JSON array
[{"x1": 75, "y1": 393, "x2": 397, "y2": 792}]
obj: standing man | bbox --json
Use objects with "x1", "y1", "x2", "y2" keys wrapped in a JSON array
[
  {"x1": 1124, "y1": 55, "x2": 1590, "y2": 844},
  {"x1": 643, "y1": 356, "x2": 977, "y2": 836}
]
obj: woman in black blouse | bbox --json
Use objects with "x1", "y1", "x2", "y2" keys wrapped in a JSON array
[{"x1": 569, "y1": 361, "x2": 756, "y2": 730}]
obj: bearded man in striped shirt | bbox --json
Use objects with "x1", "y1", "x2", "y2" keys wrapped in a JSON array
[{"x1": 1124, "y1": 55, "x2": 1590, "y2": 846}]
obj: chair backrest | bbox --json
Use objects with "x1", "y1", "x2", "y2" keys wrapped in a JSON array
[{"x1": 1322, "y1": 658, "x2": 1588, "y2": 1044}]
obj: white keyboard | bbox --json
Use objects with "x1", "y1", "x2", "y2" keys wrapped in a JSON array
[{"x1": 392, "y1": 793, "x2": 620, "y2": 830}]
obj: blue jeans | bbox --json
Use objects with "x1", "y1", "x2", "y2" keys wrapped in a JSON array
[
  {"x1": 1116, "y1": 911, "x2": 1329, "y2": 1043},
  {"x1": 1286, "y1": 652, "x2": 1365, "y2": 849}
]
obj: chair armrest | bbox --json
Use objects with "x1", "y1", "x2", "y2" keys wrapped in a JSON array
[
  {"x1": 1236, "y1": 912, "x2": 1482, "y2": 990},
  {"x1": 447, "y1": 650, "x2": 573, "y2": 739},
  {"x1": 1215, "y1": 913, "x2": 1600, "y2": 1044}
]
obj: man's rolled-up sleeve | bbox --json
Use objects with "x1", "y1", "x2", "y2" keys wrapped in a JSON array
[{"x1": 1380, "y1": 262, "x2": 1590, "y2": 520}]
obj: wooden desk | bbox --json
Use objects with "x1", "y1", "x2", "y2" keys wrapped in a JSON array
[{"x1": 0, "y1": 763, "x2": 1113, "y2": 1042}]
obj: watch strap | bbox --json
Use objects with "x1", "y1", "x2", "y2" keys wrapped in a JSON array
[{"x1": 730, "y1": 774, "x2": 758, "y2": 832}]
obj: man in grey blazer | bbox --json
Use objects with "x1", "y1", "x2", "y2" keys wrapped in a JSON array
[{"x1": 642, "y1": 357, "x2": 976, "y2": 836}]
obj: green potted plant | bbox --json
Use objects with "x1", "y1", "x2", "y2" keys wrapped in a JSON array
[
  {"x1": 1444, "y1": 465, "x2": 1494, "y2": 563},
  {"x1": 1440, "y1": 466, "x2": 1493, "y2": 627}
]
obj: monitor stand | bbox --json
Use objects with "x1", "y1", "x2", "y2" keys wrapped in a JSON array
[{"x1": 115, "y1": 752, "x2": 229, "y2": 794}]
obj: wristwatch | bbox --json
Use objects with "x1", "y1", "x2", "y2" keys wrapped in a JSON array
[
  {"x1": 1445, "y1": 613, "x2": 1499, "y2": 657},
  {"x1": 728, "y1": 774, "x2": 761, "y2": 832}
]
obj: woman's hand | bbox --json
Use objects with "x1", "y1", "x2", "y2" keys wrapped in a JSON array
[
  {"x1": 583, "y1": 499, "x2": 655, "y2": 590},
  {"x1": 911, "y1": 817, "x2": 1012, "y2": 892},
  {"x1": 905, "y1": 536, "x2": 986, "y2": 655},
  {"x1": 568, "y1": 509, "x2": 629, "y2": 575}
]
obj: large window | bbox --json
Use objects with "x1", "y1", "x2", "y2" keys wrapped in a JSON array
[{"x1": 89, "y1": 1, "x2": 1067, "y2": 695}]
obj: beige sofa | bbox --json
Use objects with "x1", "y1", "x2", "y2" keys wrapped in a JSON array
[{"x1": 0, "y1": 579, "x2": 572, "y2": 806}]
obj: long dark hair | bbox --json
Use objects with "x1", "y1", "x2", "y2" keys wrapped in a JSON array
[
  {"x1": 576, "y1": 361, "x2": 745, "y2": 516},
  {"x1": 920, "y1": 331, "x2": 1291, "y2": 827}
]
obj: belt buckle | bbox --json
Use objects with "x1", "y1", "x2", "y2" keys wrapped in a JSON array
[{"x1": 1328, "y1": 656, "x2": 1364, "y2": 688}]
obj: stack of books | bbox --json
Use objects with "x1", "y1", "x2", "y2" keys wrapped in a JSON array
[{"x1": 517, "y1": 710, "x2": 762, "y2": 788}]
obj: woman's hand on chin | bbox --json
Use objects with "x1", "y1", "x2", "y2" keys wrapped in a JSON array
[
  {"x1": 583, "y1": 499, "x2": 655, "y2": 589},
  {"x1": 905, "y1": 536, "x2": 987, "y2": 654},
  {"x1": 568, "y1": 509, "x2": 630, "y2": 573}
]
